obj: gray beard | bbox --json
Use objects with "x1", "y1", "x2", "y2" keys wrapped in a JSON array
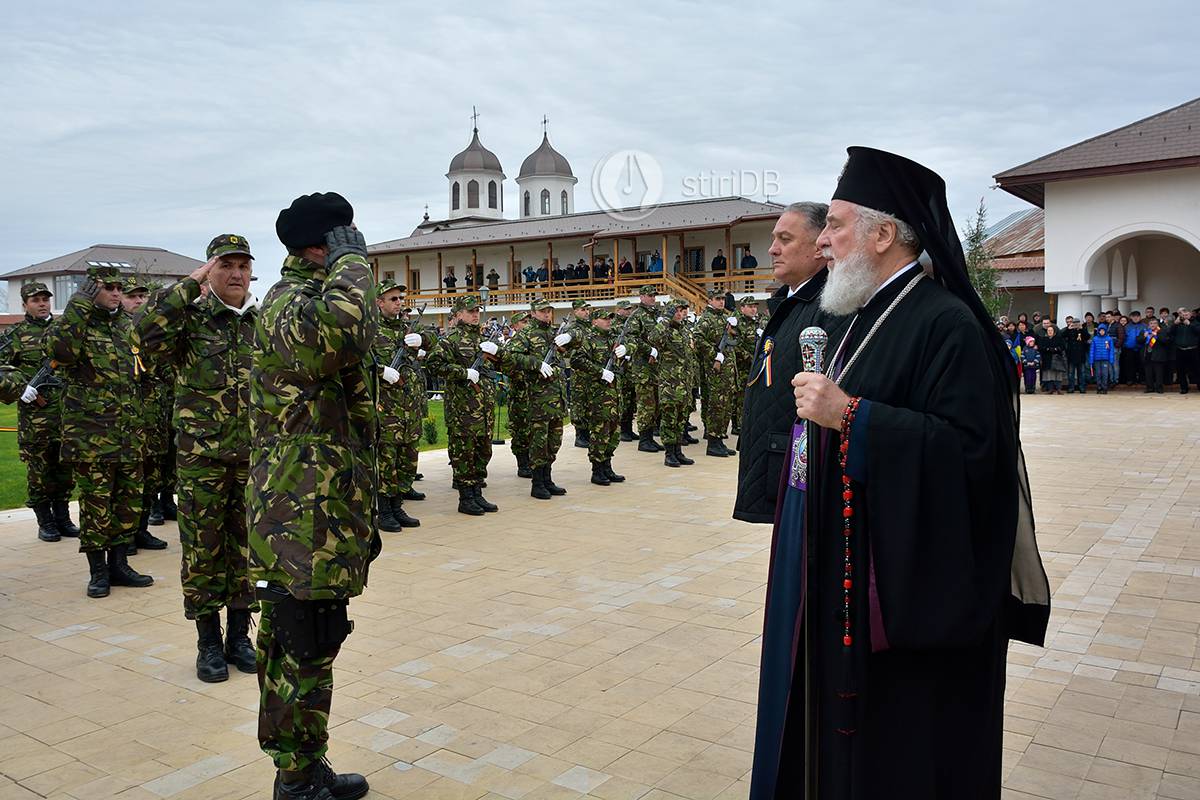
[{"x1": 820, "y1": 248, "x2": 880, "y2": 316}]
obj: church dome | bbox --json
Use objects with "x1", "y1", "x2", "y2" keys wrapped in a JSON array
[
  {"x1": 518, "y1": 133, "x2": 574, "y2": 179},
  {"x1": 448, "y1": 128, "x2": 503, "y2": 174}
]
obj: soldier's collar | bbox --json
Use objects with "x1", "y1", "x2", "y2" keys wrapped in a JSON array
[
  {"x1": 281, "y1": 255, "x2": 327, "y2": 282},
  {"x1": 208, "y1": 290, "x2": 258, "y2": 316}
]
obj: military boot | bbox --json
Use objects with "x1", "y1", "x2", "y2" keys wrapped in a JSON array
[
  {"x1": 530, "y1": 466, "x2": 552, "y2": 500},
  {"x1": 619, "y1": 419, "x2": 636, "y2": 442},
  {"x1": 705, "y1": 437, "x2": 727, "y2": 457},
  {"x1": 52, "y1": 499, "x2": 80, "y2": 538},
  {"x1": 457, "y1": 486, "x2": 484, "y2": 516},
  {"x1": 544, "y1": 465, "x2": 567, "y2": 496},
  {"x1": 376, "y1": 496, "x2": 402, "y2": 532},
  {"x1": 108, "y1": 547, "x2": 154, "y2": 588},
  {"x1": 683, "y1": 431, "x2": 700, "y2": 445},
  {"x1": 225, "y1": 608, "x2": 257, "y2": 674},
  {"x1": 664, "y1": 446, "x2": 682, "y2": 468},
  {"x1": 675, "y1": 444, "x2": 695, "y2": 466},
  {"x1": 393, "y1": 499, "x2": 422, "y2": 526},
  {"x1": 574, "y1": 427, "x2": 591, "y2": 448},
  {"x1": 401, "y1": 487, "x2": 425, "y2": 501},
  {"x1": 590, "y1": 462, "x2": 611, "y2": 486},
  {"x1": 638, "y1": 431, "x2": 664, "y2": 453},
  {"x1": 414, "y1": 472, "x2": 424, "y2": 481},
  {"x1": 604, "y1": 460, "x2": 626, "y2": 483},
  {"x1": 147, "y1": 497, "x2": 165, "y2": 526},
  {"x1": 274, "y1": 759, "x2": 368, "y2": 800},
  {"x1": 85, "y1": 551, "x2": 110, "y2": 598},
  {"x1": 135, "y1": 524, "x2": 168, "y2": 551},
  {"x1": 195, "y1": 614, "x2": 229, "y2": 683},
  {"x1": 472, "y1": 487, "x2": 498, "y2": 513},
  {"x1": 516, "y1": 452, "x2": 532, "y2": 478},
  {"x1": 34, "y1": 502, "x2": 61, "y2": 542},
  {"x1": 721, "y1": 438, "x2": 737, "y2": 456},
  {"x1": 160, "y1": 491, "x2": 178, "y2": 521}
]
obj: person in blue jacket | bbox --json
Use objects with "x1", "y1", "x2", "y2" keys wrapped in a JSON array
[
  {"x1": 1120, "y1": 310, "x2": 1147, "y2": 385},
  {"x1": 1088, "y1": 324, "x2": 1116, "y2": 394}
]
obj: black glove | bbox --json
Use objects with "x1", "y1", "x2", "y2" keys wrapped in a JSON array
[
  {"x1": 324, "y1": 225, "x2": 367, "y2": 267},
  {"x1": 78, "y1": 277, "x2": 101, "y2": 300}
]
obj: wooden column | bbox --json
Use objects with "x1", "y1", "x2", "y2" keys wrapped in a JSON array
[
  {"x1": 437, "y1": 252, "x2": 443, "y2": 294},
  {"x1": 472, "y1": 248, "x2": 478, "y2": 289},
  {"x1": 661, "y1": 235, "x2": 668, "y2": 286},
  {"x1": 547, "y1": 241, "x2": 554, "y2": 290},
  {"x1": 509, "y1": 245, "x2": 515, "y2": 287},
  {"x1": 404, "y1": 254, "x2": 411, "y2": 289},
  {"x1": 612, "y1": 240, "x2": 619, "y2": 284},
  {"x1": 678, "y1": 233, "x2": 685, "y2": 276}
]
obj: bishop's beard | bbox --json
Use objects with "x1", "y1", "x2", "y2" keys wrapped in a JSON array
[{"x1": 820, "y1": 246, "x2": 880, "y2": 316}]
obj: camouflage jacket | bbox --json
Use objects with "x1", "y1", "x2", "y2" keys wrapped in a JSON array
[
  {"x1": 694, "y1": 307, "x2": 735, "y2": 370},
  {"x1": 0, "y1": 314, "x2": 63, "y2": 448},
  {"x1": 372, "y1": 313, "x2": 434, "y2": 430},
  {"x1": 45, "y1": 294, "x2": 144, "y2": 462},
  {"x1": 561, "y1": 316, "x2": 592, "y2": 367},
  {"x1": 425, "y1": 321, "x2": 497, "y2": 432},
  {"x1": 571, "y1": 325, "x2": 622, "y2": 405},
  {"x1": 647, "y1": 317, "x2": 694, "y2": 401},
  {"x1": 624, "y1": 302, "x2": 661, "y2": 367},
  {"x1": 501, "y1": 318, "x2": 570, "y2": 421},
  {"x1": 248, "y1": 254, "x2": 378, "y2": 601},
  {"x1": 0, "y1": 367, "x2": 24, "y2": 404},
  {"x1": 735, "y1": 312, "x2": 761, "y2": 368},
  {"x1": 134, "y1": 278, "x2": 257, "y2": 463}
]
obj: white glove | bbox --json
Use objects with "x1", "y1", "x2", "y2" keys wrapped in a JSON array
[
  {"x1": 756, "y1": 327, "x2": 764, "y2": 338},
  {"x1": 404, "y1": 333, "x2": 422, "y2": 348},
  {"x1": 554, "y1": 333, "x2": 572, "y2": 347},
  {"x1": 650, "y1": 347, "x2": 658, "y2": 359},
  {"x1": 613, "y1": 344, "x2": 627, "y2": 358},
  {"x1": 480, "y1": 341, "x2": 499, "y2": 355},
  {"x1": 726, "y1": 316, "x2": 738, "y2": 327},
  {"x1": 20, "y1": 385, "x2": 38, "y2": 404},
  {"x1": 601, "y1": 369, "x2": 615, "y2": 384},
  {"x1": 465, "y1": 368, "x2": 480, "y2": 384},
  {"x1": 381, "y1": 366, "x2": 400, "y2": 384},
  {"x1": 715, "y1": 352, "x2": 725, "y2": 364},
  {"x1": 538, "y1": 362, "x2": 554, "y2": 379},
  {"x1": 417, "y1": 348, "x2": 426, "y2": 358}
]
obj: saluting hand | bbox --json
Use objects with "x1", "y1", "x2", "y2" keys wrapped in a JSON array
[
  {"x1": 792, "y1": 372, "x2": 851, "y2": 430},
  {"x1": 189, "y1": 257, "x2": 218, "y2": 286}
]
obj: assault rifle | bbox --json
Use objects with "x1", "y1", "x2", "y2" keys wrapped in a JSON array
[
  {"x1": 388, "y1": 303, "x2": 428, "y2": 371},
  {"x1": 542, "y1": 318, "x2": 571, "y2": 367},
  {"x1": 27, "y1": 358, "x2": 62, "y2": 407},
  {"x1": 603, "y1": 311, "x2": 636, "y2": 374}
]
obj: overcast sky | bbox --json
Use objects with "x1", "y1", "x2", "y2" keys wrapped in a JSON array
[{"x1": 2, "y1": 0, "x2": 1196, "y2": 291}]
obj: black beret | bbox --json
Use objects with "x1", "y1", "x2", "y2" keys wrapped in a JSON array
[{"x1": 276, "y1": 192, "x2": 354, "y2": 249}]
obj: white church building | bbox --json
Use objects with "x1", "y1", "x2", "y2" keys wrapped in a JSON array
[{"x1": 994, "y1": 97, "x2": 1200, "y2": 321}]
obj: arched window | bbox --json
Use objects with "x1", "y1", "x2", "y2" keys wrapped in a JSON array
[
  {"x1": 488, "y1": 180, "x2": 498, "y2": 209},
  {"x1": 560, "y1": 190, "x2": 569, "y2": 215},
  {"x1": 467, "y1": 180, "x2": 479, "y2": 209},
  {"x1": 523, "y1": 191, "x2": 531, "y2": 217},
  {"x1": 451, "y1": 181, "x2": 460, "y2": 210},
  {"x1": 540, "y1": 189, "x2": 551, "y2": 215}
]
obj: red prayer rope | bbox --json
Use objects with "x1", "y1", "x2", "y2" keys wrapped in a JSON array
[{"x1": 837, "y1": 397, "x2": 862, "y2": 648}]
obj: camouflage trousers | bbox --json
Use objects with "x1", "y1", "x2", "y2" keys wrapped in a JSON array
[
  {"x1": 620, "y1": 376, "x2": 636, "y2": 428},
  {"x1": 256, "y1": 598, "x2": 338, "y2": 773},
  {"x1": 509, "y1": 394, "x2": 529, "y2": 456},
  {"x1": 632, "y1": 365, "x2": 659, "y2": 432},
  {"x1": 72, "y1": 460, "x2": 143, "y2": 553},
  {"x1": 658, "y1": 386, "x2": 691, "y2": 446},
  {"x1": 528, "y1": 416, "x2": 564, "y2": 468},
  {"x1": 587, "y1": 400, "x2": 620, "y2": 463},
  {"x1": 377, "y1": 425, "x2": 420, "y2": 496},
  {"x1": 179, "y1": 454, "x2": 253, "y2": 620},
  {"x1": 568, "y1": 372, "x2": 590, "y2": 429},
  {"x1": 701, "y1": 366, "x2": 736, "y2": 438},
  {"x1": 20, "y1": 437, "x2": 74, "y2": 507},
  {"x1": 448, "y1": 430, "x2": 492, "y2": 488},
  {"x1": 157, "y1": 438, "x2": 177, "y2": 494}
]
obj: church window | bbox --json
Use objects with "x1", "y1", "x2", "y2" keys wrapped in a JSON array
[
  {"x1": 560, "y1": 190, "x2": 569, "y2": 215},
  {"x1": 523, "y1": 191, "x2": 531, "y2": 217},
  {"x1": 452, "y1": 181, "x2": 460, "y2": 210},
  {"x1": 467, "y1": 180, "x2": 479, "y2": 209},
  {"x1": 540, "y1": 189, "x2": 550, "y2": 215},
  {"x1": 488, "y1": 180, "x2": 498, "y2": 209}
]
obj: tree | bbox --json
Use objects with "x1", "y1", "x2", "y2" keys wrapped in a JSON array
[{"x1": 962, "y1": 198, "x2": 1007, "y2": 319}]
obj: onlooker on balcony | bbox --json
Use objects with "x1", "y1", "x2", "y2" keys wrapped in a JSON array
[
  {"x1": 739, "y1": 245, "x2": 758, "y2": 271},
  {"x1": 443, "y1": 267, "x2": 458, "y2": 293},
  {"x1": 711, "y1": 249, "x2": 727, "y2": 277},
  {"x1": 618, "y1": 258, "x2": 634, "y2": 276},
  {"x1": 648, "y1": 251, "x2": 663, "y2": 273},
  {"x1": 486, "y1": 268, "x2": 500, "y2": 290}
]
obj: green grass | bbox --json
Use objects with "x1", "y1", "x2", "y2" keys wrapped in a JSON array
[{"x1": 417, "y1": 397, "x2": 512, "y2": 451}]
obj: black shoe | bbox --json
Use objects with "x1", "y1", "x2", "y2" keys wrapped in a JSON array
[
  {"x1": 683, "y1": 432, "x2": 700, "y2": 445},
  {"x1": 457, "y1": 487, "x2": 485, "y2": 516},
  {"x1": 401, "y1": 488, "x2": 425, "y2": 501},
  {"x1": 591, "y1": 463, "x2": 611, "y2": 486},
  {"x1": 676, "y1": 445, "x2": 695, "y2": 466},
  {"x1": 108, "y1": 547, "x2": 154, "y2": 588},
  {"x1": 472, "y1": 488, "x2": 498, "y2": 513},
  {"x1": 574, "y1": 428, "x2": 591, "y2": 448},
  {"x1": 274, "y1": 760, "x2": 368, "y2": 800},
  {"x1": 160, "y1": 491, "x2": 178, "y2": 521},
  {"x1": 619, "y1": 422, "x2": 635, "y2": 442},
  {"x1": 394, "y1": 499, "x2": 422, "y2": 526},
  {"x1": 544, "y1": 466, "x2": 566, "y2": 496},
  {"x1": 638, "y1": 432, "x2": 664, "y2": 453},
  {"x1": 705, "y1": 438, "x2": 727, "y2": 457},
  {"x1": 731, "y1": 426, "x2": 741, "y2": 436},
  {"x1": 147, "y1": 498, "x2": 165, "y2": 526},
  {"x1": 34, "y1": 501, "x2": 60, "y2": 542},
  {"x1": 224, "y1": 608, "x2": 257, "y2": 674},
  {"x1": 604, "y1": 460, "x2": 625, "y2": 483},
  {"x1": 377, "y1": 496, "x2": 402, "y2": 532},
  {"x1": 52, "y1": 499, "x2": 80, "y2": 538},
  {"x1": 686, "y1": 422, "x2": 697, "y2": 432},
  {"x1": 86, "y1": 551, "x2": 110, "y2": 598},
  {"x1": 721, "y1": 439, "x2": 737, "y2": 456},
  {"x1": 135, "y1": 527, "x2": 168, "y2": 551},
  {"x1": 516, "y1": 452, "x2": 533, "y2": 479},
  {"x1": 664, "y1": 446, "x2": 681, "y2": 468},
  {"x1": 414, "y1": 472, "x2": 424, "y2": 481},
  {"x1": 195, "y1": 614, "x2": 229, "y2": 683},
  {"x1": 531, "y1": 466, "x2": 552, "y2": 500}
]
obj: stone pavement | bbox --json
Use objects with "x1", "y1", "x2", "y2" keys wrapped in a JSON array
[{"x1": 0, "y1": 394, "x2": 1197, "y2": 799}]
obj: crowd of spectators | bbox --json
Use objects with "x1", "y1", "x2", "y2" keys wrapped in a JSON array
[{"x1": 1000, "y1": 306, "x2": 1200, "y2": 395}]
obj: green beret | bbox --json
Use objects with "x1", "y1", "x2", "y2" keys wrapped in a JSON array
[
  {"x1": 20, "y1": 282, "x2": 52, "y2": 300},
  {"x1": 638, "y1": 284, "x2": 658, "y2": 296},
  {"x1": 206, "y1": 233, "x2": 254, "y2": 260},
  {"x1": 87, "y1": 264, "x2": 122, "y2": 282},
  {"x1": 530, "y1": 298, "x2": 552, "y2": 312},
  {"x1": 452, "y1": 294, "x2": 480, "y2": 313}
]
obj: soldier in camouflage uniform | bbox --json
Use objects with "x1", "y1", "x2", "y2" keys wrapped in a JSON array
[
  {"x1": 502, "y1": 299, "x2": 575, "y2": 499},
  {"x1": 136, "y1": 233, "x2": 259, "y2": 685},
  {"x1": 648, "y1": 298, "x2": 696, "y2": 468},
  {"x1": 372, "y1": 280, "x2": 432, "y2": 531},
  {"x1": 121, "y1": 277, "x2": 170, "y2": 554},
  {"x1": 506, "y1": 311, "x2": 532, "y2": 477},
  {"x1": 693, "y1": 289, "x2": 740, "y2": 457},
  {"x1": 0, "y1": 282, "x2": 77, "y2": 542},
  {"x1": 564, "y1": 299, "x2": 593, "y2": 448},
  {"x1": 426, "y1": 294, "x2": 501, "y2": 516},
  {"x1": 626, "y1": 285, "x2": 665, "y2": 452},
  {"x1": 46, "y1": 265, "x2": 154, "y2": 597},
  {"x1": 731, "y1": 296, "x2": 761, "y2": 435},
  {"x1": 248, "y1": 194, "x2": 374, "y2": 800},
  {"x1": 572, "y1": 308, "x2": 627, "y2": 485},
  {"x1": 613, "y1": 300, "x2": 638, "y2": 441}
]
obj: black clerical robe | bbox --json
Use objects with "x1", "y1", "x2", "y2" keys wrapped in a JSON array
[{"x1": 752, "y1": 265, "x2": 1033, "y2": 799}]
